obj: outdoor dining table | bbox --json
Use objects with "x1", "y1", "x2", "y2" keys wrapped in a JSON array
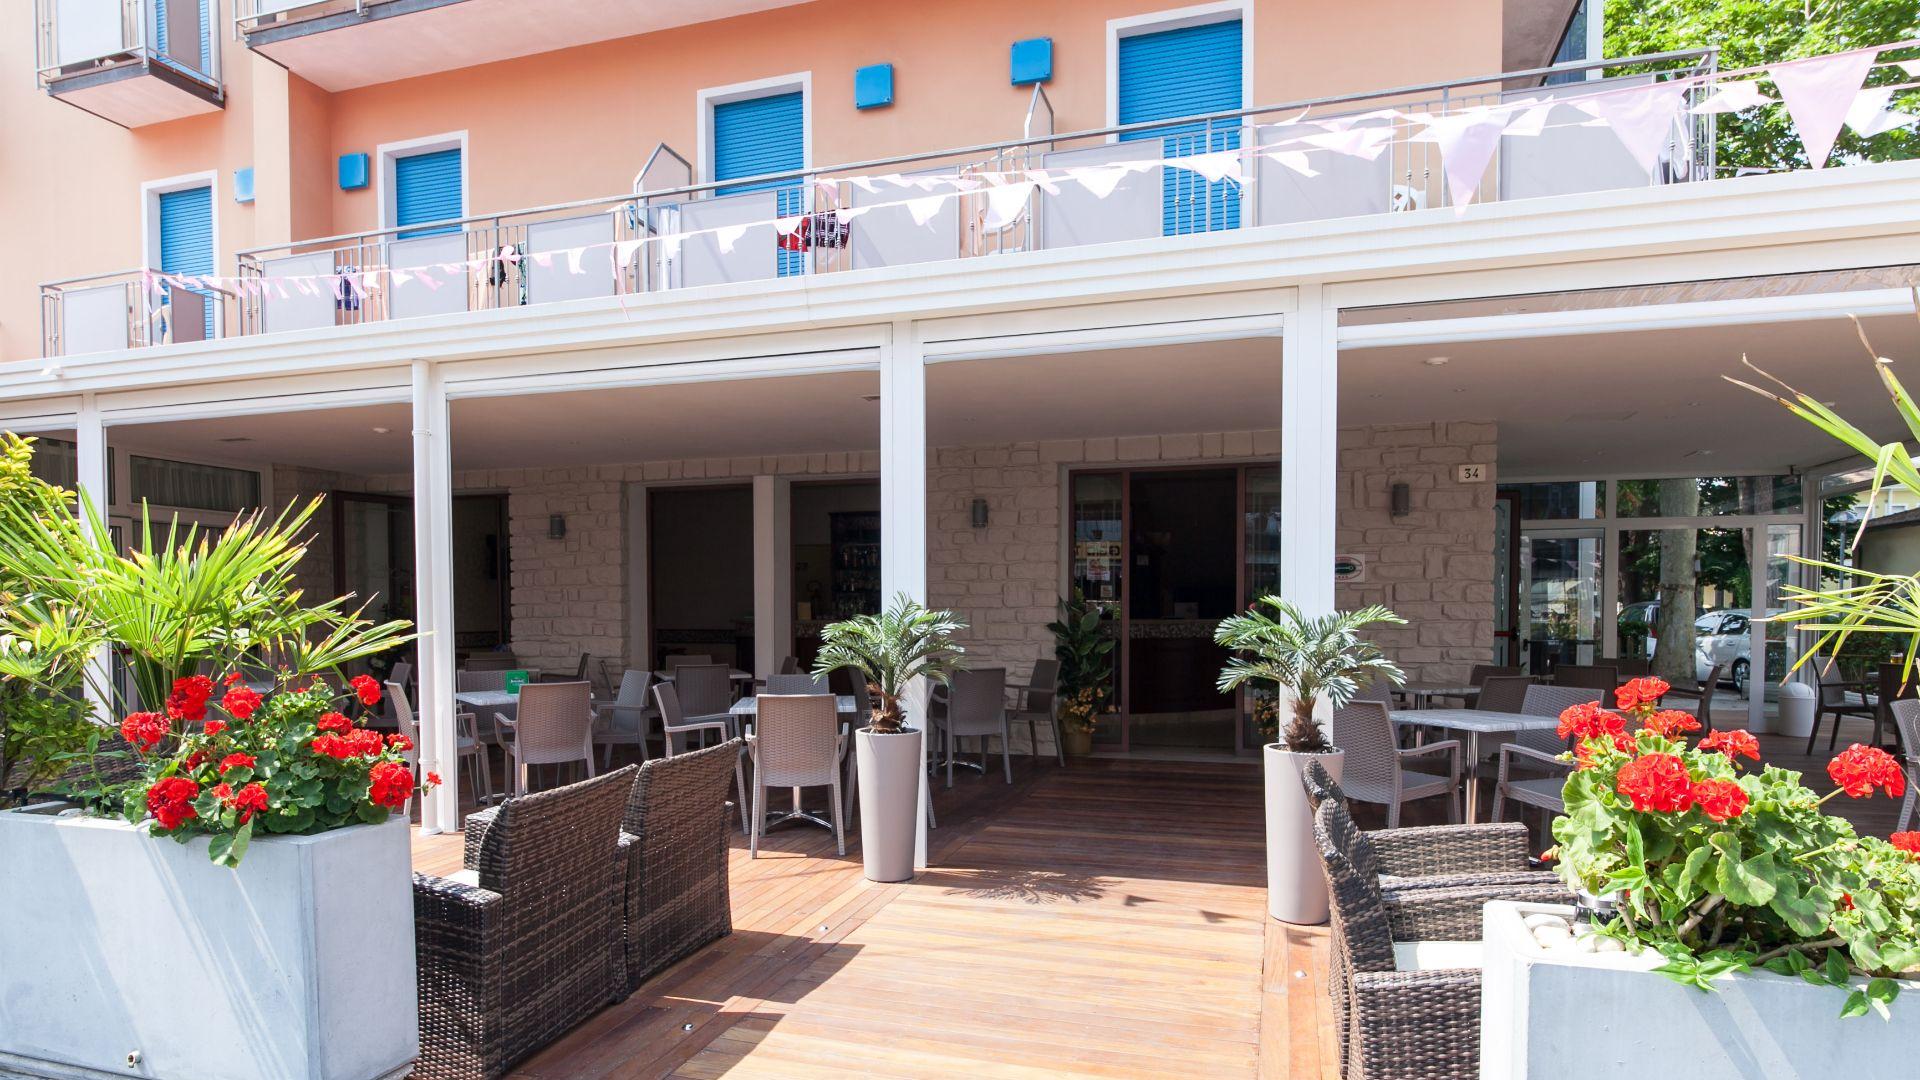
[
  {"x1": 1395, "y1": 682, "x2": 1479, "y2": 709},
  {"x1": 1388, "y1": 708, "x2": 1560, "y2": 824},
  {"x1": 729, "y1": 695, "x2": 860, "y2": 830}
]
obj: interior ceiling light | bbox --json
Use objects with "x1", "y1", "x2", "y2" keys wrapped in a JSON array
[
  {"x1": 372, "y1": 426, "x2": 391, "y2": 434},
  {"x1": 1423, "y1": 356, "x2": 1450, "y2": 367}
]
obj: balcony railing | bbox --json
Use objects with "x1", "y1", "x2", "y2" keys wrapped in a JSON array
[
  {"x1": 36, "y1": 0, "x2": 223, "y2": 93},
  {"x1": 233, "y1": 0, "x2": 400, "y2": 33},
  {"x1": 40, "y1": 269, "x2": 231, "y2": 358},
  {"x1": 43, "y1": 49, "x2": 1726, "y2": 355}
]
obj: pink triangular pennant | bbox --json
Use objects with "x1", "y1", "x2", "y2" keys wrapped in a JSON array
[
  {"x1": 1574, "y1": 82, "x2": 1690, "y2": 175},
  {"x1": 1771, "y1": 50, "x2": 1878, "y2": 168},
  {"x1": 1423, "y1": 108, "x2": 1507, "y2": 213}
]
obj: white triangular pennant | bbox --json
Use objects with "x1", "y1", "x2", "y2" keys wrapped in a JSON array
[
  {"x1": 1067, "y1": 165, "x2": 1128, "y2": 200},
  {"x1": 1574, "y1": 82, "x2": 1690, "y2": 174},
  {"x1": 906, "y1": 194, "x2": 946, "y2": 226},
  {"x1": 1692, "y1": 79, "x2": 1773, "y2": 115},
  {"x1": 981, "y1": 181, "x2": 1034, "y2": 230},
  {"x1": 716, "y1": 224, "x2": 749, "y2": 253},
  {"x1": 1771, "y1": 50, "x2": 1878, "y2": 168}
]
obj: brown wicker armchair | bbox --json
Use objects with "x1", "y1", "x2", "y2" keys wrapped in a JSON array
[
  {"x1": 619, "y1": 738, "x2": 743, "y2": 992},
  {"x1": 1301, "y1": 760, "x2": 1545, "y2": 889},
  {"x1": 1310, "y1": 780, "x2": 1570, "y2": 1080},
  {"x1": 415, "y1": 765, "x2": 637, "y2": 1080}
]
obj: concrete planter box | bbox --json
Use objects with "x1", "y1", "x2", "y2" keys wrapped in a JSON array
[
  {"x1": 1480, "y1": 900, "x2": 1920, "y2": 1079},
  {"x1": 0, "y1": 806, "x2": 417, "y2": 1080}
]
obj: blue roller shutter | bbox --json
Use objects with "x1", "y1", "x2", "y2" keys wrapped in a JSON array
[
  {"x1": 395, "y1": 148, "x2": 464, "y2": 239},
  {"x1": 159, "y1": 185, "x2": 214, "y2": 339},
  {"x1": 154, "y1": 0, "x2": 213, "y2": 75},
  {"x1": 1118, "y1": 20, "x2": 1243, "y2": 235},
  {"x1": 713, "y1": 91, "x2": 805, "y2": 277}
]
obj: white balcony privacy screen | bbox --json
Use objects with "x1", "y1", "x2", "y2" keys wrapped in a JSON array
[
  {"x1": 259, "y1": 252, "x2": 336, "y2": 334},
  {"x1": 849, "y1": 170, "x2": 960, "y2": 270},
  {"x1": 1037, "y1": 142, "x2": 1164, "y2": 250},
  {"x1": 61, "y1": 284, "x2": 131, "y2": 355},
  {"x1": 675, "y1": 190, "x2": 781, "y2": 288},
  {"x1": 55, "y1": 0, "x2": 125, "y2": 65},
  {"x1": 525, "y1": 214, "x2": 615, "y2": 304},
  {"x1": 1500, "y1": 75, "x2": 1664, "y2": 201},
  {"x1": 167, "y1": 286, "x2": 207, "y2": 343},
  {"x1": 1257, "y1": 119, "x2": 1395, "y2": 225},
  {"x1": 387, "y1": 233, "x2": 469, "y2": 320}
]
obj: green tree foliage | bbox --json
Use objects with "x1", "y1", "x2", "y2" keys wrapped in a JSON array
[{"x1": 1605, "y1": 0, "x2": 1920, "y2": 172}]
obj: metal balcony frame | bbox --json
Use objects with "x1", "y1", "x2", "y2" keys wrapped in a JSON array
[{"x1": 35, "y1": 0, "x2": 225, "y2": 119}]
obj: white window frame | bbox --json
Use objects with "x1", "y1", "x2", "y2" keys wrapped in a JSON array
[
  {"x1": 1105, "y1": 1, "x2": 1254, "y2": 136},
  {"x1": 141, "y1": 169, "x2": 223, "y2": 340},
  {"x1": 695, "y1": 72, "x2": 813, "y2": 192},
  {"x1": 376, "y1": 130, "x2": 470, "y2": 233}
]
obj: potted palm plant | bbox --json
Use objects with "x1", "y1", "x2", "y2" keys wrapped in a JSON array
[
  {"x1": 1216, "y1": 598, "x2": 1405, "y2": 923},
  {"x1": 813, "y1": 594, "x2": 964, "y2": 882}
]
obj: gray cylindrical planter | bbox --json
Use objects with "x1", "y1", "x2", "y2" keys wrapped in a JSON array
[
  {"x1": 855, "y1": 725, "x2": 924, "y2": 883},
  {"x1": 1265, "y1": 745, "x2": 1343, "y2": 924}
]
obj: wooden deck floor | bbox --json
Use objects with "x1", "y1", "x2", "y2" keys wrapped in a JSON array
[{"x1": 412, "y1": 757, "x2": 1338, "y2": 1079}]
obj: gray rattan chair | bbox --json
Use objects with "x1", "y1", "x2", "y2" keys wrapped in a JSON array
[
  {"x1": 778, "y1": 655, "x2": 801, "y2": 675},
  {"x1": 1300, "y1": 760, "x2": 1551, "y2": 889},
  {"x1": 672, "y1": 664, "x2": 738, "y2": 737},
  {"x1": 763, "y1": 673, "x2": 830, "y2": 695},
  {"x1": 1895, "y1": 698, "x2": 1920, "y2": 832},
  {"x1": 594, "y1": 669, "x2": 655, "y2": 769},
  {"x1": 498, "y1": 681, "x2": 595, "y2": 795},
  {"x1": 1008, "y1": 658, "x2": 1065, "y2": 765},
  {"x1": 390, "y1": 681, "x2": 491, "y2": 812},
  {"x1": 747, "y1": 694, "x2": 847, "y2": 857},
  {"x1": 1330, "y1": 700, "x2": 1460, "y2": 827},
  {"x1": 413, "y1": 765, "x2": 637, "y2": 1080},
  {"x1": 1491, "y1": 684, "x2": 1605, "y2": 827},
  {"x1": 1552, "y1": 663, "x2": 1618, "y2": 692},
  {"x1": 1660, "y1": 661, "x2": 1724, "y2": 730},
  {"x1": 617, "y1": 738, "x2": 743, "y2": 992},
  {"x1": 1474, "y1": 674, "x2": 1536, "y2": 714},
  {"x1": 930, "y1": 667, "x2": 1012, "y2": 787},
  {"x1": 664, "y1": 653, "x2": 714, "y2": 672},
  {"x1": 652, "y1": 681, "x2": 750, "y2": 832},
  {"x1": 1809, "y1": 660, "x2": 1879, "y2": 754}
]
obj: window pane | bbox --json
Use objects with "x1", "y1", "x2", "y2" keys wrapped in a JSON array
[
  {"x1": 1499, "y1": 481, "x2": 1600, "y2": 520},
  {"x1": 1615, "y1": 475, "x2": 1802, "y2": 517},
  {"x1": 28, "y1": 437, "x2": 78, "y2": 488},
  {"x1": 130, "y1": 455, "x2": 261, "y2": 512}
]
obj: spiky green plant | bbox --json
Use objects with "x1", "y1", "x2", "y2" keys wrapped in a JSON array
[
  {"x1": 1725, "y1": 295, "x2": 1920, "y2": 684},
  {"x1": 1214, "y1": 599, "x2": 1406, "y2": 753},
  {"x1": 811, "y1": 594, "x2": 965, "y2": 734}
]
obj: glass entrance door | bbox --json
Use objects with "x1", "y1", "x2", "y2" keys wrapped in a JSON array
[{"x1": 1519, "y1": 530, "x2": 1603, "y2": 672}]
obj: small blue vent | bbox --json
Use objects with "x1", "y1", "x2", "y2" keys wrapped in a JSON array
[
  {"x1": 855, "y1": 64, "x2": 893, "y2": 109},
  {"x1": 233, "y1": 167, "x2": 254, "y2": 203},
  {"x1": 338, "y1": 153, "x2": 369, "y2": 190},
  {"x1": 1010, "y1": 38, "x2": 1052, "y2": 85}
]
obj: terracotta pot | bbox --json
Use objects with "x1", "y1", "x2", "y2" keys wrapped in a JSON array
[
  {"x1": 1265, "y1": 745, "x2": 1343, "y2": 924},
  {"x1": 855, "y1": 726, "x2": 923, "y2": 883}
]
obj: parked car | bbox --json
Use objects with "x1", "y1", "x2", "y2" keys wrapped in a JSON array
[{"x1": 1638, "y1": 607, "x2": 1781, "y2": 692}]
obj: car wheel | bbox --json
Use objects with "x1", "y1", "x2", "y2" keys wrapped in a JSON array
[{"x1": 1731, "y1": 659, "x2": 1749, "y2": 696}]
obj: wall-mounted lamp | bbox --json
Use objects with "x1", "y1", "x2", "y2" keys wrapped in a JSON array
[
  {"x1": 971, "y1": 498, "x2": 990, "y2": 528},
  {"x1": 1390, "y1": 482, "x2": 1411, "y2": 518},
  {"x1": 548, "y1": 513, "x2": 567, "y2": 540}
]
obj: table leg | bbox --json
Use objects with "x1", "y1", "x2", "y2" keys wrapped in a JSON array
[{"x1": 1463, "y1": 732, "x2": 1481, "y2": 824}]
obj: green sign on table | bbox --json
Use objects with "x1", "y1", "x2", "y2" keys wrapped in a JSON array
[{"x1": 503, "y1": 670, "x2": 531, "y2": 694}]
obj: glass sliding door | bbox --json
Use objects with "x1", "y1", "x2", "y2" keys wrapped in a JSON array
[{"x1": 1519, "y1": 530, "x2": 1603, "y2": 673}]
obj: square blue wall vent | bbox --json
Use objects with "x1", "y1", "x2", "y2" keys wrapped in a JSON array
[
  {"x1": 1010, "y1": 38, "x2": 1052, "y2": 85},
  {"x1": 338, "y1": 152, "x2": 370, "y2": 191},
  {"x1": 855, "y1": 63, "x2": 894, "y2": 109},
  {"x1": 233, "y1": 167, "x2": 255, "y2": 204}
]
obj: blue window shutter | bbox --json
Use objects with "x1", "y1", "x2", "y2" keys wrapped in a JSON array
[
  {"x1": 159, "y1": 185, "x2": 215, "y2": 338},
  {"x1": 394, "y1": 148, "x2": 463, "y2": 239},
  {"x1": 713, "y1": 91, "x2": 806, "y2": 276},
  {"x1": 154, "y1": 0, "x2": 212, "y2": 73},
  {"x1": 1117, "y1": 20, "x2": 1243, "y2": 235}
]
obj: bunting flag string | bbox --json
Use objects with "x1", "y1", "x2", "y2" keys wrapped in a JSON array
[{"x1": 141, "y1": 40, "x2": 1920, "y2": 300}]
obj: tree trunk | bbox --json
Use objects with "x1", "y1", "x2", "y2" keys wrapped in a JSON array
[{"x1": 1653, "y1": 478, "x2": 1700, "y2": 685}]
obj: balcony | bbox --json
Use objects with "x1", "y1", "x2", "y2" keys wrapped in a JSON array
[
  {"x1": 233, "y1": 0, "x2": 814, "y2": 92},
  {"x1": 42, "y1": 49, "x2": 1740, "y2": 356},
  {"x1": 39, "y1": 269, "x2": 231, "y2": 358},
  {"x1": 36, "y1": 0, "x2": 223, "y2": 126}
]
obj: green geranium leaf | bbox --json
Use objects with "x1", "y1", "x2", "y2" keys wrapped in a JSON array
[
  {"x1": 1769, "y1": 878, "x2": 1829, "y2": 937},
  {"x1": 1711, "y1": 833, "x2": 1777, "y2": 907},
  {"x1": 1825, "y1": 948, "x2": 1852, "y2": 987},
  {"x1": 1841, "y1": 989, "x2": 1871, "y2": 1020}
]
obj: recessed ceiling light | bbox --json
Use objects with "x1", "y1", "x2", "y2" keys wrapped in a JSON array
[
  {"x1": 1423, "y1": 356, "x2": 1450, "y2": 367},
  {"x1": 372, "y1": 426, "x2": 391, "y2": 435}
]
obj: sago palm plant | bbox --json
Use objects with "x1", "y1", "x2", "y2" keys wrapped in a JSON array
[
  {"x1": 811, "y1": 594, "x2": 965, "y2": 733},
  {"x1": 1214, "y1": 599, "x2": 1405, "y2": 753}
]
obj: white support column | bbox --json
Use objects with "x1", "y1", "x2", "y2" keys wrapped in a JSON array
[
  {"x1": 412, "y1": 361, "x2": 460, "y2": 834},
  {"x1": 75, "y1": 395, "x2": 112, "y2": 717},
  {"x1": 752, "y1": 475, "x2": 793, "y2": 678},
  {"x1": 879, "y1": 320, "x2": 931, "y2": 870},
  {"x1": 1282, "y1": 284, "x2": 1338, "y2": 616}
]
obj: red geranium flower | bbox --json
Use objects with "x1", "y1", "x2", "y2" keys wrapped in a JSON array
[
  {"x1": 1558, "y1": 701, "x2": 1626, "y2": 741},
  {"x1": 1841, "y1": 892, "x2": 1857, "y2": 910},
  {"x1": 1890, "y1": 832, "x2": 1920, "y2": 857},
  {"x1": 233, "y1": 782, "x2": 269, "y2": 823},
  {"x1": 220, "y1": 685, "x2": 263, "y2": 721},
  {"x1": 211, "y1": 782, "x2": 233, "y2": 801},
  {"x1": 1642, "y1": 709, "x2": 1701, "y2": 737},
  {"x1": 1616, "y1": 753, "x2": 1695, "y2": 813},
  {"x1": 165, "y1": 675, "x2": 215, "y2": 722},
  {"x1": 146, "y1": 777, "x2": 199, "y2": 830},
  {"x1": 315, "y1": 712, "x2": 352, "y2": 735},
  {"x1": 368, "y1": 760, "x2": 414, "y2": 809},
  {"x1": 350, "y1": 674, "x2": 382, "y2": 708},
  {"x1": 223, "y1": 672, "x2": 243, "y2": 686},
  {"x1": 1614, "y1": 676, "x2": 1672, "y2": 712},
  {"x1": 1690, "y1": 778, "x2": 1749, "y2": 822},
  {"x1": 1699, "y1": 729, "x2": 1761, "y2": 762},
  {"x1": 218, "y1": 752, "x2": 256, "y2": 774},
  {"x1": 183, "y1": 750, "x2": 208, "y2": 770},
  {"x1": 425, "y1": 771, "x2": 443, "y2": 787},
  {"x1": 1828, "y1": 744, "x2": 1906, "y2": 799},
  {"x1": 119, "y1": 711, "x2": 169, "y2": 753},
  {"x1": 311, "y1": 734, "x2": 350, "y2": 760},
  {"x1": 203, "y1": 719, "x2": 227, "y2": 738},
  {"x1": 387, "y1": 733, "x2": 414, "y2": 752}
]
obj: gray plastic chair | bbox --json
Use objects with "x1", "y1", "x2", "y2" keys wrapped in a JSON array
[
  {"x1": 1329, "y1": 700, "x2": 1459, "y2": 827},
  {"x1": 652, "y1": 681, "x2": 750, "y2": 833},
  {"x1": 1474, "y1": 675, "x2": 1536, "y2": 714},
  {"x1": 747, "y1": 694, "x2": 846, "y2": 858},
  {"x1": 673, "y1": 663, "x2": 737, "y2": 725},
  {"x1": 497, "y1": 681, "x2": 595, "y2": 795},
  {"x1": 931, "y1": 667, "x2": 1012, "y2": 788},
  {"x1": 1008, "y1": 658, "x2": 1065, "y2": 766},
  {"x1": 389, "y1": 680, "x2": 491, "y2": 813},
  {"x1": 664, "y1": 654, "x2": 714, "y2": 672},
  {"x1": 593, "y1": 668, "x2": 654, "y2": 769},
  {"x1": 1894, "y1": 698, "x2": 1920, "y2": 832},
  {"x1": 1491, "y1": 685, "x2": 1605, "y2": 825},
  {"x1": 764, "y1": 673, "x2": 830, "y2": 695},
  {"x1": 778, "y1": 655, "x2": 801, "y2": 675}
]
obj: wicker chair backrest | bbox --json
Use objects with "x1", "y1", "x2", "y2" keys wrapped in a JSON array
[
  {"x1": 1553, "y1": 664, "x2": 1619, "y2": 692},
  {"x1": 1300, "y1": 758, "x2": 1348, "y2": 811},
  {"x1": 388, "y1": 682, "x2": 419, "y2": 746},
  {"x1": 476, "y1": 764, "x2": 635, "y2": 898},
  {"x1": 675, "y1": 664, "x2": 734, "y2": 717},
  {"x1": 779, "y1": 655, "x2": 801, "y2": 674},
  {"x1": 514, "y1": 681, "x2": 593, "y2": 766},
  {"x1": 1468, "y1": 664, "x2": 1522, "y2": 686},
  {"x1": 651, "y1": 682, "x2": 684, "y2": 727},
  {"x1": 1514, "y1": 685, "x2": 1603, "y2": 753},
  {"x1": 1312, "y1": 797, "x2": 1392, "y2": 972},
  {"x1": 1329, "y1": 700, "x2": 1399, "y2": 794},
  {"x1": 944, "y1": 667, "x2": 1007, "y2": 736},
  {"x1": 665, "y1": 654, "x2": 714, "y2": 671},
  {"x1": 753, "y1": 695, "x2": 842, "y2": 787},
  {"x1": 764, "y1": 673, "x2": 830, "y2": 695},
  {"x1": 624, "y1": 738, "x2": 742, "y2": 836},
  {"x1": 1475, "y1": 675, "x2": 1536, "y2": 714},
  {"x1": 389, "y1": 661, "x2": 413, "y2": 689},
  {"x1": 1023, "y1": 658, "x2": 1060, "y2": 714},
  {"x1": 613, "y1": 669, "x2": 653, "y2": 710},
  {"x1": 457, "y1": 669, "x2": 506, "y2": 692},
  {"x1": 1895, "y1": 698, "x2": 1920, "y2": 767}
]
